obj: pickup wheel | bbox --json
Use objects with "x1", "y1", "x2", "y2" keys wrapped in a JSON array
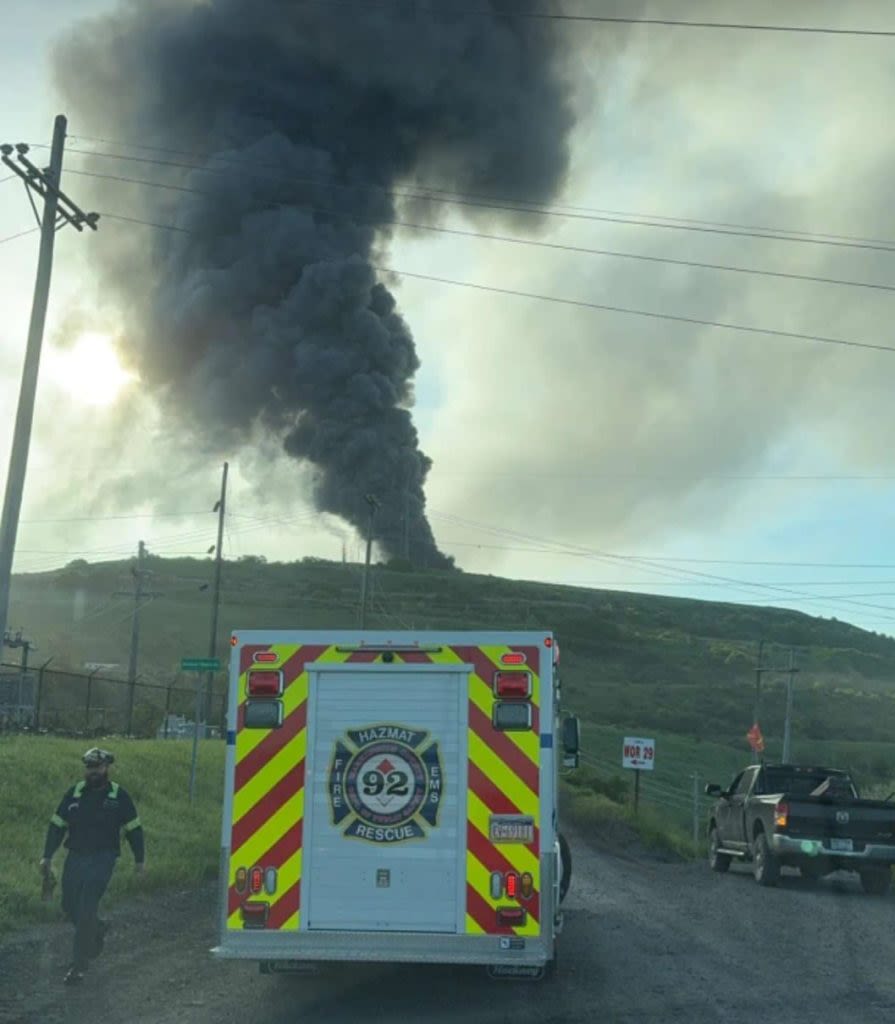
[
  {"x1": 860, "y1": 868, "x2": 892, "y2": 897},
  {"x1": 559, "y1": 833, "x2": 572, "y2": 903},
  {"x1": 752, "y1": 831, "x2": 779, "y2": 887},
  {"x1": 708, "y1": 827, "x2": 731, "y2": 873}
]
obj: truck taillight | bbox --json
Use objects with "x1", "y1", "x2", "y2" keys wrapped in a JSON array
[
  {"x1": 505, "y1": 871, "x2": 519, "y2": 898},
  {"x1": 253, "y1": 651, "x2": 279, "y2": 663},
  {"x1": 775, "y1": 801, "x2": 789, "y2": 828},
  {"x1": 248, "y1": 670, "x2": 283, "y2": 697},
  {"x1": 497, "y1": 907, "x2": 527, "y2": 928},
  {"x1": 241, "y1": 902, "x2": 269, "y2": 929},
  {"x1": 493, "y1": 671, "x2": 531, "y2": 699},
  {"x1": 520, "y1": 872, "x2": 534, "y2": 900},
  {"x1": 250, "y1": 867, "x2": 264, "y2": 894},
  {"x1": 235, "y1": 867, "x2": 247, "y2": 893}
]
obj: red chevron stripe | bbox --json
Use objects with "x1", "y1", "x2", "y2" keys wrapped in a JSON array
[
  {"x1": 467, "y1": 761, "x2": 541, "y2": 857},
  {"x1": 231, "y1": 759, "x2": 305, "y2": 855},
  {"x1": 397, "y1": 650, "x2": 433, "y2": 663},
  {"x1": 239, "y1": 645, "x2": 270, "y2": 674},
  {"x1": 235, "y1": 700, "x2": 307, "y2": 792},
  {"x1": 266, "y1": 880, "x2": 301, "y2": 931},
  {"x1": 468, "y1": 702, "x2": 539, "y2": 795},
  {"x1": 509, "y1": 645, "x2": 541, "y2": 675},
  {"x1": 347, "y1": 650, "x2": 378, "y2": 662},
  {"x1": 466, "y1": 882, "x2": 512, "y2": 936},
  {"x1": 227, "y1": 818, "x2": 303, "y2": 919},
  {"x1": 467, "y1": 822, "x2": 540, "y2": 925}
]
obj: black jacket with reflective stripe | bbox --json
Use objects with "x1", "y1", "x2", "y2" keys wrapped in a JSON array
[{"x1": 44, "y1": 780, "x2": 145, "y2": 862}]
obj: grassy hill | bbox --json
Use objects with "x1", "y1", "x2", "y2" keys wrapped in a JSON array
[{"x1": 7, "y1": 553, "x2": 895, "y2": 804}]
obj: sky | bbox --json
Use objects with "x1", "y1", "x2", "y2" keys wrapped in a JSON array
[{"x1": 2, "y1": 0, "x2": 895, "y2": 636}]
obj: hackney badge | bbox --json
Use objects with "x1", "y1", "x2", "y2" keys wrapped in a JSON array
[{"x1": 328, "y1": 724, "x2": 443, "y2": 843}]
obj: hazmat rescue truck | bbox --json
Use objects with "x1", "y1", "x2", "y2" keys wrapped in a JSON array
[{"x1": 212, "y1": 630, "x2": 580, "y2": 980}]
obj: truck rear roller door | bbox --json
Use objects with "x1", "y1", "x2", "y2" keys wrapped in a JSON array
[{"x1": 304, "y1": 666, "x2": 467, "y2": 934}]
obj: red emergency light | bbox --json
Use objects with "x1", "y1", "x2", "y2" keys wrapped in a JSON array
[
  {"x1": 253, "y1": 651, "x2": 279, "y2": 664},
  {"x1": 247, "y1": 671, "x2": 282, "y2": 697},
  {"x1": 249, "y1": 867, "x2": 264, "y2": 894},
  {"x1": 505, "y1": 871, "x2": 520, "y2": 899},
  {"x1": 493, "y1": 671, "x2": 532, "y2": 699},
  {"x1": 500, "y1": 652, "x2": 527, "y2": 666}
]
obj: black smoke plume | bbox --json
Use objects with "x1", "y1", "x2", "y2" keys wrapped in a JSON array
[{"x1": 54, "y1": 0, "x2": 575, "y2": 567}]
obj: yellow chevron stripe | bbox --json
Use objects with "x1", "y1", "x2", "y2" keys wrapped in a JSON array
[
  {"x1": 230, "y1": 789, "x2": 304, "y2": 864},
  {"x1": 467, "y1": 791, "x2": 539, "y2": 878},
  {"x1": 270, "y1": 849, "x2": 302, "y2": 931},
  {"x1": 477, "y1": 645, "x2": 541, "y2": 763},
  {"x1": 468, "y1": 731, "x2": 538, "y2": 816},
  {"x1": 436, "y1": 644, "x2": 542, "y2": 765},
  {"x1": 468, "y1": 671, "x2": 540, "y2": 766},
  {"x1": 466, "y1": 851, "x2": 539, "y2": 936},
  {"x1": 235, "y1": 643, "x2": 308, "y2": 760},
  {"x1": 233, "y1": 729, "x2": 307, "y2": 822},
  {"x1": 466, "y1": 913, "x2": 485, "y2": 935}
]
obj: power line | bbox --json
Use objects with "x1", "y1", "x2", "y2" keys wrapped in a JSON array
[
  {"x1": 66, "y1": 134, "x2": 895, "y2": 248},
  {"x1": 371, "y1": 266, "x2": 895, "y2": 356},
  {"x1": 436, "y1": 537, "x2": 895, "y2": 571},
  {"x1": 66, "y1": 167, "x2": 895, "y2": 294},
  {"x1": 19, "y1": 511, "x2": 211, "y2": 524},
  {"x1": 89, "y1": 210, "x2": 895, "y2": 357},
  {"x1": 286, "y1": 1, "x2": 895, "y2": 37},
  {"x1": 0, "y1": 227, "x2": 39, "y2": 246},
  {"x1": 56, "y1": 145, "x2": 895, "y2": 252},
  {"x1": 429, "y1": 508, "x2": 895, "y2": 621}
]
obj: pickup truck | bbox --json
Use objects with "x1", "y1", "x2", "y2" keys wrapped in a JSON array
[{"x1": 705, "y1": 763, "x2": 895, "y2": 894}]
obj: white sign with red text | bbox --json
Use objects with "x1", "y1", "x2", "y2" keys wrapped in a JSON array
[{"x1": 622, "y1": 737, "x2": 655, "y2": 771}]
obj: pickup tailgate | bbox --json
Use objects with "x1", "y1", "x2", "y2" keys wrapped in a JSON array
[{"x1": 783, "y1": 799, "x2": 895, "y2": 849}]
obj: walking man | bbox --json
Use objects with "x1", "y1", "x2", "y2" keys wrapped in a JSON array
[{"x1": 40, "y1": 747, "x2": 145, "y2": 984}]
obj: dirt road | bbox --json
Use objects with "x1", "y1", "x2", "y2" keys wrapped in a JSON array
[{"x1": 4, "y1": 832, "x2": 895, "y2": 1024}]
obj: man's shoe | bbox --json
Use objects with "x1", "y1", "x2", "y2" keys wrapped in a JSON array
[{"x1": 64, "y1": 967, "x2": 85, "y2": 985}]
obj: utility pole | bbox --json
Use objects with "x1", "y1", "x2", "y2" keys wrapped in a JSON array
[
  {"x1": 204, "y1": 461, "x2": 228, "y2": 724},
  {"x1": 359, "y1": 494, "x2": 379, "y2": 629},
  {"x1": 753, "y1": 638, "x2": 765, "y2": 728},
  {"x1": 781, "y1": 648, "x2": 799, "y2": 763},
  {"x1": 0, "y1": 115, "x2": 99, "y2": 647},
  {"x1": 122, "y1": 541, "x2": 152, "y2": 734}
]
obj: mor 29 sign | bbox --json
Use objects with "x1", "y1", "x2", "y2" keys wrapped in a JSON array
[{"x1": 622, "y1": 737, "x2": 655, "y2": 771}]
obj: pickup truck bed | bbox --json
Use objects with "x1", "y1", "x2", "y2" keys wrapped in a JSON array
[{"x1": 706, "y1": 764, "x2": 895, "y2": 893}]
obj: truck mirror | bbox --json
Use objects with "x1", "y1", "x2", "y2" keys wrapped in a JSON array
[
  {"x1": 562, "y1": 714, "x2": 580, "y2": 755},
  {"x1": 705, "y1": 783, "x2": 722, "y2": 798}
]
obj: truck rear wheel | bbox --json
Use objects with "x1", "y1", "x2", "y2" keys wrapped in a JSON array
[
  {"x1": 559, "y1": 832, "x2": 572, "y2": 903},
  {"x1": 860, "y1": 868, "x2": 892, "y2": 896},
  {"x1": 708, "y1": 827, "x2": 731, "y2": 873},
  {"x1": 753, "y1": 831, "x2": 779, "y2": 887}
]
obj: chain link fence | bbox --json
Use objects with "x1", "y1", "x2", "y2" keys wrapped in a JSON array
[{"x1": 0, "y1": 662, "x2": 227, "y2": 739}]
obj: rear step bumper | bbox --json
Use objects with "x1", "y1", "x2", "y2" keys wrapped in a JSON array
[
  {"x1": 211, "y1": 931, "x2": 552, "y2": 968},
  {"x1": 770, "y1": 835, "x2": 895, "y2": 862}
]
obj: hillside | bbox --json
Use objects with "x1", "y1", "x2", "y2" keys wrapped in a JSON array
[{"x1": 6, "y1": 554, "x2": 895, "y2": 775}]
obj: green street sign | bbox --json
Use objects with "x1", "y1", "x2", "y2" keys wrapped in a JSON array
[{"x1": 181, "y1": 657, "x2": 221, "y2": 672}]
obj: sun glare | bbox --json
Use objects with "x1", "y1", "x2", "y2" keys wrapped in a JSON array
[{"x1": 50, "y1": 331, "x2": 134, "y2": 407}]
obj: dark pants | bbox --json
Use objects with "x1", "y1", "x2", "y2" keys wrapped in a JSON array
[{"x1": 61, "y1": 850, "x2": 117, "y2": 970}]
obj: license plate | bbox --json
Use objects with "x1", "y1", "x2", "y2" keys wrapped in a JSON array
[
  {"x1": 830, "y1": 838, "x2": 853, "y2": 853},
  {"x1": 489, "y1": 815, "x2": 535, "y2": 844}
]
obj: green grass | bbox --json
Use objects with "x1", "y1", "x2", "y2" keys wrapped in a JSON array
[
  {"x1": 561, "y1": 770, "x2": 699, "y2": 862},
  {"x1": 0, "y1": 735, "x2": 225, "y2": 932},
  {"x1": 9, "y1": 554, "x2": 895, "y2": 752}
]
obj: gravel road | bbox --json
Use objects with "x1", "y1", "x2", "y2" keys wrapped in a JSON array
[{"x1": 4, "y1": 830, "x2": 895, "y2": 1024}]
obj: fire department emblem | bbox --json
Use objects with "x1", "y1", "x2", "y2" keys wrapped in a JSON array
[{"x1": 328, "y1": 724, "x2": 443, "y2": 843}]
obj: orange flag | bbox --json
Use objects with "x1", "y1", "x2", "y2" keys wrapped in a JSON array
[{"x1": 746, "y1": 723, "x2": 765, "y2": 753}]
